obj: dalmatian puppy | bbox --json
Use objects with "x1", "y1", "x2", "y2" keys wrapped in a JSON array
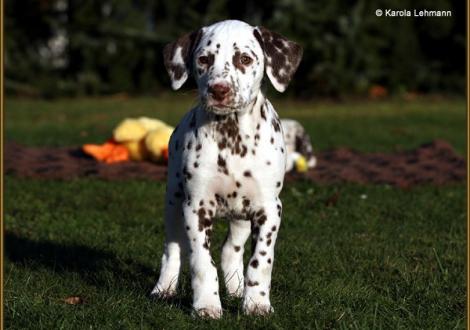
[
  {"x1": 151, "y1": 20, "x2": 302, "y2": 318},
  {"x1": 281, "y1": 119, "x2": 317, "y2": 172}
]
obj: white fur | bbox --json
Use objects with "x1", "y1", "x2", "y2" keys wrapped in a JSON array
[{"x1": 152, "y1": 20, "x2": 299, "y2": 318}]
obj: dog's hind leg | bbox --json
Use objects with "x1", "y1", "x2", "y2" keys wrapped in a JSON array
[{"x1": 221, "y1": 219, "x2": 251, "y2": 297}]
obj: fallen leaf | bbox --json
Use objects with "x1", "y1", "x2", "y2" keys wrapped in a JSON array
[
  {"x1": 324, "y1": 191, "x2": 340, "y2": 207},
  {"x1": 63, "y1": 296, "x2": 84, "y2": 305}
]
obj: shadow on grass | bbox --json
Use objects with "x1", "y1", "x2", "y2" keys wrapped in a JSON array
[
  {"x1": 5, "y1": 232, "x2": 250, "y2": 315},
  {"x1": 4, "y1": 232, "x2": 188, "y2": 308},
  {"x1": 4, "y1": 232, "x2": 153, "y2": 286}
]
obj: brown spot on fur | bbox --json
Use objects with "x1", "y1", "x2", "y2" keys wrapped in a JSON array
[
  {"x1": 234, "y1": 246, "x2": 241, "y2": 252},
  {"x1": 254, "y1": 26, "x2": 303, "y2": 88},
  {"x1": 214, "y1": 114, "x2": 247, "y2": 157},
  {"x1": 205, "y1": 53, "x2": 215, "y2": 67},
  {"x1": 217, "y1": 155, "x2": 226, "y2": 167},
  {"x1": 232, "y1": 51, "x2": 246, "y2": 74},
  {"x1": 272, "y1": 118, "x2": 281, "y2": 132},
  {"x1": 260, "y1": 251, "x2": 267, "y2": 256},
  {"x1": 217, "y1": 155, "x2": 229, "y2": 175},
  {"x1": 260, "y1": 105, "x2": 266, "y2": 120},
  {"x1": 244, "y1": 170, "x2": 252, "y2": 177},
  {"x1": 250, "y1": 259, "x2": 259, "y2": 268},
  {"x1": 182, "y1": 166, "x2": 192, "y2": 180},
  {"x1": 197, "y1": 208, "x2": 212, "y2": 232},
  {"x1": 241, "y1": 145, "x2": 248, "y2": 157},
  {"x1": 197, "y1": 208, "x2": 206, "y2": 231},
  {"x1": 163, "y1": 29, "x2": 203, "y2": 80}
]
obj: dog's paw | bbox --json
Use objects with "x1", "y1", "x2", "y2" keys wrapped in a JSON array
[
  {"x1": 225, "y1": 282, "x2": 244, "y2": 298},
  {"x1": 227, "y1": 289, "x2": 244, "y2": 299},
  {"x1": 150, "y1": 286, "x2": 176, "y2": 300},
  {"x1": 243, "y1": 302, "x2": 273, "y2": 316},
  {"x1": 193, "y1": 306, "x2": 223, "y2": 319}
]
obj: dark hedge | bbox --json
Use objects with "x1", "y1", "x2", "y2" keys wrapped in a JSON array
[{"x1": 5, "y1": 0, "x2": 465, "y2": 98}]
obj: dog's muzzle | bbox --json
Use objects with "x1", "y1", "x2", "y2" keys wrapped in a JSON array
[
  {"x1": 208, "y1": 83, "x2": 231, "y2": 102},
  {"x1": 204, "y1": 82, "x2": 238, "y2": 114}
]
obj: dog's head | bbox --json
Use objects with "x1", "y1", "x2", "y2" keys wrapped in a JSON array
[{"x1": 163, "y1": 20, "x2": 303, "y2": 115}]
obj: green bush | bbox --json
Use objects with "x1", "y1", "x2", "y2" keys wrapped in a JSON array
[{"x1": 5, "y1": 0, "x2": 465, "y2": 97}]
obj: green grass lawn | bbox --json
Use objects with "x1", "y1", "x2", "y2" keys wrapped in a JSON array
[{"x1": 4, "y1": 96, "x2": 467, "y2": 329}]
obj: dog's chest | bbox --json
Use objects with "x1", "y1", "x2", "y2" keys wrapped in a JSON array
[{"x1": 179, "y1": 102, "x2": 286, "y2": 217}]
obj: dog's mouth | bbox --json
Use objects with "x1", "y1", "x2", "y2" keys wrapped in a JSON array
[
  {"x1": 202, "y1": 98, "x2": 239, "y2": 114},
  {"x1": 206, "y1": 105, "x2": 237, "y2": 115}
]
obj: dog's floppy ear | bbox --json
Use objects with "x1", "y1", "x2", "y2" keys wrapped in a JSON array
[
  {"x1": 163, "y1": 29, "x2": 203, "y2": 90},
  {"x1": 254, "y1": 26, "x2": 303, "y2": 92}
]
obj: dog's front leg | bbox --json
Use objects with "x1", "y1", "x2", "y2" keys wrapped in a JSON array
[
  {"x1": 184, "y1": 205, "x2": 222, "y2": 319},
  {"x1": 152, "y1": 198, "x2": 185, "y2": 298},
  {"x1": 243, "y1": 200, "x2": 282, "y2": 315}
]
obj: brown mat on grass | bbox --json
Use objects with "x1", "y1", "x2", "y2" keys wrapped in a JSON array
[{"x1": 4, "y1": 140, "x2": 466, "y2": 188}]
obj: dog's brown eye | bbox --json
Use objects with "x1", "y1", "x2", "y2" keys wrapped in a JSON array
[
  {"x1": 240, "y1": 54, "x2": 252, "y2": 65},
  {"x1": 198, "y1": 56, "x2": 209, "y2": 65}
]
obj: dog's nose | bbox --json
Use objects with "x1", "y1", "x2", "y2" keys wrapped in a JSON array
[{"x1": 208, "y1": 83, "x2": 230, "y2": 101}]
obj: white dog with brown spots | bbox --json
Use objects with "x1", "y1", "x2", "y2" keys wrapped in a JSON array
[{"x1": 151, "y1": 20, "x2": 302, "y2": 318}]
